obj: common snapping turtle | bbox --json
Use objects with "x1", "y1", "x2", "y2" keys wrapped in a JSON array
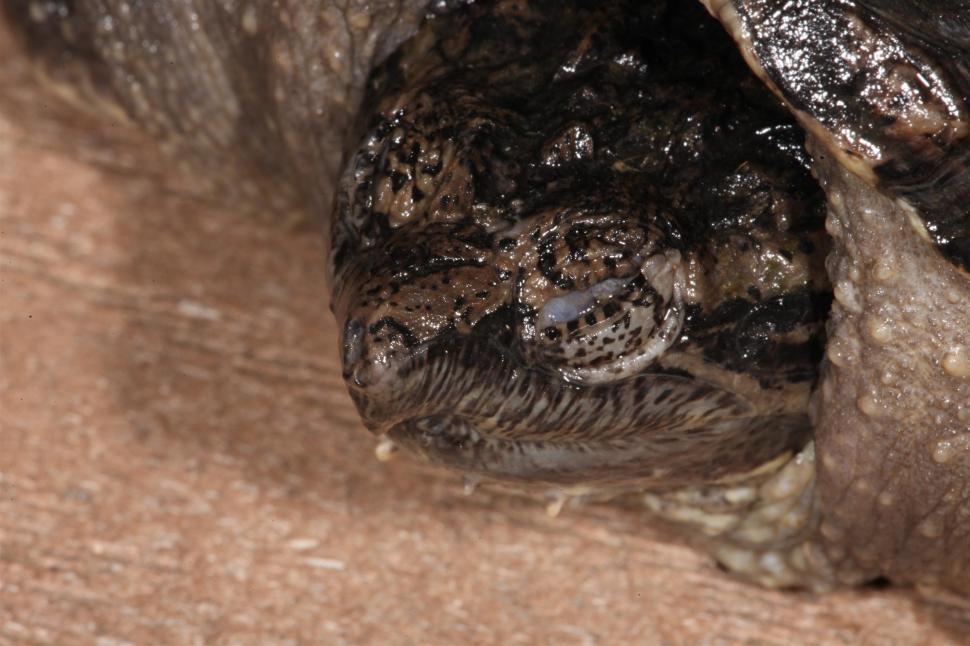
[{"x1": 4, "y1": 0, "x2": 968, "y2": 596}]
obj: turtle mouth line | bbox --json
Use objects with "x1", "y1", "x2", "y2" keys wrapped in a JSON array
[
  {"x1": 347, "y1": 322, "x2": 813, "y2": 491},
  {"x1": 381, "y1": 401, "x2": 813, "y2": 490}
]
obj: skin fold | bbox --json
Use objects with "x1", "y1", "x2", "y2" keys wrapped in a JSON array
[{"x1": 3, "y1": 0, "x2": 968, "y2": 595}]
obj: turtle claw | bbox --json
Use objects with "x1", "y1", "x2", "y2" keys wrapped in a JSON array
[
  {"x1": 545, "y1": 493, "x2": 568, "y2": 518},
  {"x1": 374, "y1": 438, "x2": 397, "y2": 462},
  {"x1": 462, "y1": 476, "x2": 480, "y2": 496}
]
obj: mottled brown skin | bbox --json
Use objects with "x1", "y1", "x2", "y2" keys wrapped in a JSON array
[{"x1": 4, "y1": 0, "x2": 968, "y2": 596}]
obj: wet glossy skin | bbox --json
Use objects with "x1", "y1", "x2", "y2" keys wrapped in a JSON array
[
  {"x1": 331, "y1": 0, "x2": 969, "y2": 593},
  {"x1": 4, "y1": 0, "x2": 968, "y2": 594}
]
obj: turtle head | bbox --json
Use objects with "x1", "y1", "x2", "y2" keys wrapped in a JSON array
[{"x1": 331, "y1": 0, "x2": 829, "y2": 492}]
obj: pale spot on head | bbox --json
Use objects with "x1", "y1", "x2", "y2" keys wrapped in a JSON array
[
  {"x1": 932, "y1": 439, "x2": 956, "y2": 464},
  {"x1": 241, "y1": 5, "x2": 259, "y2": 34},
  {"x1": 877, "y1": 491, "x2": 894, "y2": 507}
]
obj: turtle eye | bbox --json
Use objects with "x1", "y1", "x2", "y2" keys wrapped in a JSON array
[{"x1": 518, "y1": 213, "x2": 686, "y2": 384}]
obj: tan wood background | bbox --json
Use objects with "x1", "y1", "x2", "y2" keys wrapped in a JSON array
[{"x1": 2, "y1": 26, "x2": 969, "y2": 645}]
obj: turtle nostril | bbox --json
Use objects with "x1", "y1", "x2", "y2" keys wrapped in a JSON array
[
  {"x1": 351, "y1": 363, "x2": 375, "y2": 390},
  {"x1": 342, "y1": 319, "x2": 365, "y2": 374},
  {"x1": 341, "y1": 317, "x2": 416, "y2": 392}
]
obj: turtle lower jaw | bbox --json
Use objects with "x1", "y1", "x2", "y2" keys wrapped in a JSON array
[
  {"x1": 346, "y1": 326, "x2": 813, "y2": 493},
  {"x1": 382, "y1": 410, "x2": 812, "y2": 492},
  {"x1": 383, "y1": 416, "x2": 671, "y2": 491}
]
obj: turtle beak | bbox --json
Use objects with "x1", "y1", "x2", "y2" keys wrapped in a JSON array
[
  {"x1": 339, "y1": 312, "x2": 501, "y2": 436},
  {"x1": 332, "y1": 219, "x2": 514, "y2": 429}
]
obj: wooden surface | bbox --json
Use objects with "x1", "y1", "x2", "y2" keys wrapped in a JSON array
[{"x1": 2, "y1": 30, "x2": 969, "y2": 646}]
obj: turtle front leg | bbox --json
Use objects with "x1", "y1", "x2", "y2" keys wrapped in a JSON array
[
  {"x1": 811, "y1": 142, "x2": 970, "y2": 597},
  {"x1": 705, "y1": 0, "x2": 970, "y2": 596}
]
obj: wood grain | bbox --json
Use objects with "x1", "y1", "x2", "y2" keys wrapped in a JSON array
[{"x1": 1, "y1": 26, "x2": 968, "y2": 646}]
